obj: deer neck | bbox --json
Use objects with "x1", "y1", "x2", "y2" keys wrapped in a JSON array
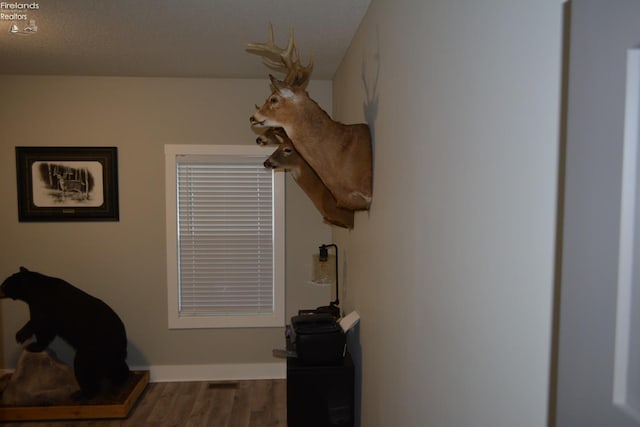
[
  {"x1": 283, "y1": 99, "x2": 336, "y2": 141},
  {"x1": 289, "y1": 165, "x2": 302, "y2": 181},
  {"x1": 291, "y1": 161, "x2": 321, "y2": 189}
]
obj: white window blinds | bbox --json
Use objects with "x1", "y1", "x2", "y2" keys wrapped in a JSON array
[
  {"x1": 176, "y1": 158, "x2": 274, "y2": 317},
  {"x1": 165, "y1": 144, "x2": 284, "y2": 329}
]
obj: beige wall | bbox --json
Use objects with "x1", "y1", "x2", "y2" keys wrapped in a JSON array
[
  {"x1": 0, "y1": 76, "x2": 332, "y2": 374},
  {"x1": 333, "y1": 1, "x2": 563, "y2": 426},
  {"x1": 0, "y1": 1, "x2": 566, "y2": 423}
]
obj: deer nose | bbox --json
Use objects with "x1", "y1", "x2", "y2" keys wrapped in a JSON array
[
  {"x1": 263, "y1": 160, "x2": 274, "y2": 169},
  {"x1": 250, "y1": 115, "x2": 266, "y2": 126}
]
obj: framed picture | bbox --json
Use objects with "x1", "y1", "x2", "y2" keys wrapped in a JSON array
[{"x1": 15, "y1": 146, "x2": 119, "y2": 222}]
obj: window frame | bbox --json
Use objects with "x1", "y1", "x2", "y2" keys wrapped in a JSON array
[{"x1": 165, "y1": 144, "x2": 285, "y2": 329}]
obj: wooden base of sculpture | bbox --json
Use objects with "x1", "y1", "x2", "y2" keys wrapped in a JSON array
[{"x1": 0, "y1": 370, "x2": 149, "y2": 421}]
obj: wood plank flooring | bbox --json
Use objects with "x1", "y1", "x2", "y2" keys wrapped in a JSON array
[{"x1": 1, "y1": 379, "x2": 286, "y2": 427}]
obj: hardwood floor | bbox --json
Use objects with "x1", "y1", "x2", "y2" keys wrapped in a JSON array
[{"x1": 1, "y1": 380, "x2": 286, "y2": 427}]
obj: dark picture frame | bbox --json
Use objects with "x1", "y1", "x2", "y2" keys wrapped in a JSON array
[{"x1": 15, "y1": 146, "x2": 119, "y2": 222}]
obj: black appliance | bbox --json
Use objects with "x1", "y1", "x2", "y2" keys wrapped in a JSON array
[{"x1": 288, "y1": 312, "x2": 346, "y2": 364}]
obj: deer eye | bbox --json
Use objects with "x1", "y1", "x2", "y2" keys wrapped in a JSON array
[
  {"x1": 283, "y1": 147, "x2": 293, "y2": 154},
  {"x1": 269, "y1": 96, "x2": 279, "y2": 104}
]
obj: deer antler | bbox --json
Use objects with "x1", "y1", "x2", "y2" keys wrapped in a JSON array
[{"x1": 246, "y1": 23, "x2": 314, "y2": 88}]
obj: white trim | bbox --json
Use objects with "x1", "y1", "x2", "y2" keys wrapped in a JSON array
[
  {"x1": 613, "y1": 49, "x2": 640, "y2": 421},
  {"x1": 164, "y1": 144, "x2": 285, "y2": 329},
  {"x1": 130, "y1": 361, "x2": 286, "y2": 383}
]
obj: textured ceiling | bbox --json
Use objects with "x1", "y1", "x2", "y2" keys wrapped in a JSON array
[{"x1": 0, "y1": 0, "x2": 370, "y2": 79}]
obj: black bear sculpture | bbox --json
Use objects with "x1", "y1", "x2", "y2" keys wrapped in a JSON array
[{"x1": 0, "y1": 267, "x2": 130, "y2": 397}]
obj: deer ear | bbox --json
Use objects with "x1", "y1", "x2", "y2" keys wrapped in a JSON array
[
  {"x1": 269, "y1": 74, "x2": 290, "y2": 92},
  {"x1": 268, "y1": 75, "x2": 296, "y2": 99}
]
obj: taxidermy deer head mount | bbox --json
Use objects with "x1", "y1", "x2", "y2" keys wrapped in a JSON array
[
  {"x1": 260, "y1": 127, "x2": 354, "y2": 229},
  {"x1": 247, "y1": 24, "x2": 373, "y2": 212}
]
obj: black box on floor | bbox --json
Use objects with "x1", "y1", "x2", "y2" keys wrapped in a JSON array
[{"x1": 287, "y1": 351, "x2": 355, "y2": 427}]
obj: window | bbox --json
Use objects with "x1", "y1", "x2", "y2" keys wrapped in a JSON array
[{"x1": 165, "y1": 144, "x2": 284, "y2": 329}]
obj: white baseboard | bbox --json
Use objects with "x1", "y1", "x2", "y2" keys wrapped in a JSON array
[{"x1": 130, "y1": 361, "x2": 286, "y2": 383}]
